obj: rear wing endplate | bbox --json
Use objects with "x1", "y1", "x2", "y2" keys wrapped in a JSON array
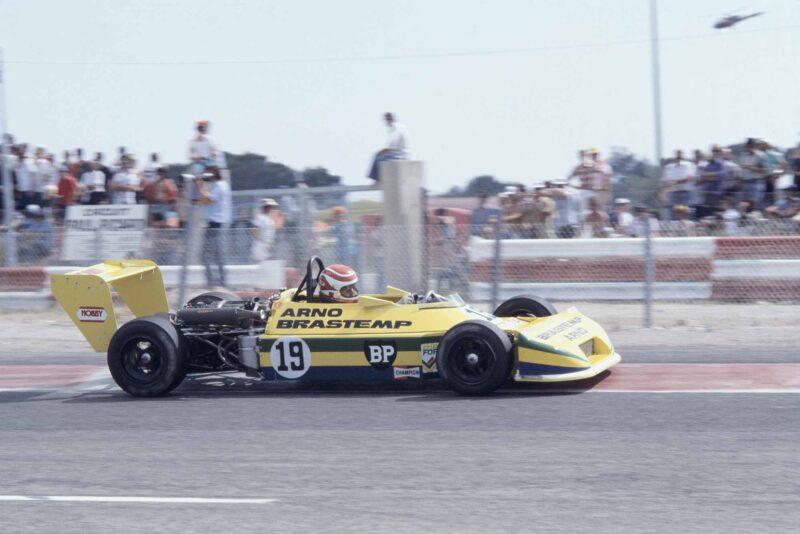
[{"x1": 51, "y1": 260, "x2": 169, "y2": 353}]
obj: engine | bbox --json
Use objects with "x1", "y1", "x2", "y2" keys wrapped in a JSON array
[
  {"x1": 175, "y1": 295, "x2": 274, "y2": 375},
  {"x1": 176, "y1": 298, "x2": 269, "y2": 329}
]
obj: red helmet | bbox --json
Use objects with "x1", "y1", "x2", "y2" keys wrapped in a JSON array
[{"x1": 318, "y1": 265, "x2": 359, "y2": 303}]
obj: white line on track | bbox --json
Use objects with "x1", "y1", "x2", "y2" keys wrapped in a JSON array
[
  {"x1": 581, "y1": 388, "x2": 800, "y2": 394},
  {"x1": 0, "y1": 495, "x2": 276, "y2": 504}
]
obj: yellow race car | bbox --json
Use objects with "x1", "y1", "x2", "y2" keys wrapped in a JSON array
[{"x1": 52, "y1": 256, "x2": 620, "y2": 397}]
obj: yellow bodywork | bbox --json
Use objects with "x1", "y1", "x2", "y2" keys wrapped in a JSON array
[
  {"x1": 260, "y1": 288, "x2": 619, "y2": 382},
  {"x1": 51, "y1": 260, "x2": 169, "y2": 352},
  {"x1": 51, "y1": 260, "x2": 619, "y2": 384},
  {"x1": 497, "y1": 309, "x2": 621, "y2": 382}
]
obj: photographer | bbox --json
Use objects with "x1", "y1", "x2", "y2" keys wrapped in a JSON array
[{"x1": 196, "y1": 166, "x2": 232, "y2": 287}]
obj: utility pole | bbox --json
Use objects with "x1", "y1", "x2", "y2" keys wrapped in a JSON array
[
  {"x1": 649, "y1": 0, "x2": 664, "y2": 170},
  {"x1": 0, "y1": 47, "x2": 18, "y2": 266},
  {"x1": 645, "y1": 0, "x2": 663, "y2": 328}
]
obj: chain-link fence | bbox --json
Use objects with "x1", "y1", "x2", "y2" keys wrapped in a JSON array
[{"x1": 2, "y1": 209, "x2": 799, "y2": 327}]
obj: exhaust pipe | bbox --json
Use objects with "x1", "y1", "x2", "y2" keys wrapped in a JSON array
[{"x1": 177, "y1": 307, "x2": 267, "y2": 328}]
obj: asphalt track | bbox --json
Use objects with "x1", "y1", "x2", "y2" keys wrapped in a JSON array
[{"x1": 2, "y1": 345, "x2": 799, "y2": 532}]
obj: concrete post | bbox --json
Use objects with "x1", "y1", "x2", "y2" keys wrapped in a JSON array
[{"x1": 380, "y1": 160, "x2": 425, "y2": 292}]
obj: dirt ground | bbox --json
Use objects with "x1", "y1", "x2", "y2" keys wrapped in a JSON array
[{"x1": 3, "y1": 300, "x2": 797, "y2": 353}]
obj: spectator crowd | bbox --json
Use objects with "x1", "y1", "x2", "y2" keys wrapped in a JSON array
[
  {"x1": 3, "y1": 117, "x2": 800, "y2": 273},
  {"x1": 0, "y1": 120, "x2": 228, "y2": 226},
  {"x1": 470, "y1": 139, "x2": 800, "y2": 239}
]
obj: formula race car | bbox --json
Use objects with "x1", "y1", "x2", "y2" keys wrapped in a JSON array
[{"x1": 52, "y1": 257, "x2": 621, "y2": 397}]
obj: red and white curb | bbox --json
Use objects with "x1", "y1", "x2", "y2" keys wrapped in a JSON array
[
  {"x1": 577, "y1": 363, "x2": 800, "y2": 393},
  {"x1": 0, "y1": 365, "x2": 110, "y2": 394}
]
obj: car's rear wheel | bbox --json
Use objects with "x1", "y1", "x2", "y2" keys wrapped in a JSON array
[
  {"x1": 107, "y1": 316, "x2": 188, "y2": 397},
  {"x1": 493, "y1": 295, "x2": 557, "y2": 318},
  {"x1": 436, "y1": 320, "x2": 513, "y2": 396},
  {"x1": 187, "y1": 291, "x2": 239, "y2": 307}
]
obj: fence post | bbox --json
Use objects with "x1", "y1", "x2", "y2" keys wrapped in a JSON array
[
  {"x1": 177, "y1": 182, "x2": 196, "y2": 308},
  {"x1": 1, "y1": 147, "x2": 16, "y2": 266},
  {"x1": 643, "y1": 216, "x2": 653, "y2": 327},
  {"x1": 94, "y1": 225, "x2": 103, "y2": 263},
  {"x1": 490, "y1": 218, "x2": 502, "y2": 311}
]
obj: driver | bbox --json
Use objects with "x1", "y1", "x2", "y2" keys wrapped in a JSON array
[{"x1": 318, "y1": 265, "x2": 359, "y2": 303}]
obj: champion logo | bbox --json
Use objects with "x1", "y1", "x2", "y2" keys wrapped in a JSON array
[{"x1": 77, "y1": 307, "x2": 107, "y2": 322}]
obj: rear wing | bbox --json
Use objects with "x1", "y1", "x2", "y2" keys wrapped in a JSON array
[{"x1": 51, "y1": 260, "x2": 169, "y2": 353}]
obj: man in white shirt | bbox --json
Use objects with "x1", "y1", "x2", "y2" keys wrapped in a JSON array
[
  {"x1": 661, "y1": 149, "x2": 697, "y2": 218},
  {"x1": 188, "y1": 120, "x2": 219, "y2": 177},
  {"x1": 252, "y1": 198, "x2": 278, "y2": 262},
  {"x1": 80, "y1": 161, "x2": 108, "y2": 205},
  {"x1": 367, "y1": 112, "x2": 410, "y2": 181},
  {"x1": 142, "y1": 153, "x2": 161, "y2": 185},
  {"x1": 197, "y1": 167, "x2": 232, "y2": 287},
  {"x1": 110, "y1": 159, "x2": 141, "y2": 205}
]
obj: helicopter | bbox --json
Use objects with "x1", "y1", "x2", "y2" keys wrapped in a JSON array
[{"x1": 713, "y1": 11, "x2": 764, "y2": 29}]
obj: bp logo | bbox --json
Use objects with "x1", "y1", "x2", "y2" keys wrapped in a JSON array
[{"x1": 363, "y1": 340, "x2": 397, "y2": 371}]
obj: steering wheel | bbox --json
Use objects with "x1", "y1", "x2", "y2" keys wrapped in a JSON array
[{"x1": 292, "y1": 256, "x2": 326, "y2": 303}]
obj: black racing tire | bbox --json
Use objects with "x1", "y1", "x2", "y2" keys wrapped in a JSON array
[
  {"x1": 493, "y1": 295, "x2": 557, "y2": 318},
  {"x1": 436, "y1": 320, "x2": 514, "y2": 396},
  {"x1": 107, "y1": 315, "x2": 188, "y2": 397},
  {"x1": 186, "y1": 291, "x2": 239, "y2": 307}
]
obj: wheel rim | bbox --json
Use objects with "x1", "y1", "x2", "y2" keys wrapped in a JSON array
[
  {"x1": 449, "y1": 337, "x2": 495, "y2": 385},
  {"x1": 121, "y1": 337, "x2": 164, "y2": 384},
  {"x1": 507, "y1": 308, "x2": 536, "y2": 317}
]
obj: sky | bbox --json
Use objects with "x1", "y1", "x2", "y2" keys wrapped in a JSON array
[{"x1": 1, "y1": 0, "x2": 798, "y2": 193}]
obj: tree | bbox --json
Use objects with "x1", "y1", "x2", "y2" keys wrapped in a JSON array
[
  {"x1": 164, "y1": 152, "x2": 342, "y2": 195},
  {"x1": 608, "y1": 148, "x2": 659, "y2": 208}
]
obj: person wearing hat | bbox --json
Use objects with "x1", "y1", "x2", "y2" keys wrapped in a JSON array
[
  {"x1": 541, "y1": 179, "x2": 582, "y2": 238},
  {"x1": 671, "y1": 204, "x2": 696, "y2": 236},
  {"x1": 188, "y1": 120, "x2": 219, "y2": 177},
  {"x1": 252, "y1": 198, "x2": 279, "y2": 262}
]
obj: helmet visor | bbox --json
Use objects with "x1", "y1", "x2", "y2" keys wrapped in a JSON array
[{"x1": 340, "y1": 283, "x2": 359, "y2": 299}]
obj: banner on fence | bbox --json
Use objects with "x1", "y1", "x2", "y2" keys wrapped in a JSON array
[{"x1": 61, "y1": 205, "x2": 149, "y2": 261}]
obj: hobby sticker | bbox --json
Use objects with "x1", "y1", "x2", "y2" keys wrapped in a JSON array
[
  {"x1": 77, "y1": 307, "x2": 107, "y2": 322},
  {"x1": 270, "y1": 336, "x2": 311, "y2": 379},
  {"x1": 364, "y1": 340, "x2": 397, "y2": 371},
  {"x1": 393, "y1": 367, "x2": 421, "y2": 380},
  {"x1": 421, "y1": 343, "x2": 438, "y2": 371}
]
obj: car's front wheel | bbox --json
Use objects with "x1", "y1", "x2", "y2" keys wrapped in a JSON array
[
  {"x1": 107, "y1": 316, "x2": 188, "y2": 397},
  {"x1": 493, "y1": 294, "x2": 557, "y2": 318},
  {"x1": 436, "y1": 320, "x2": 513, "y2": 396}
]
